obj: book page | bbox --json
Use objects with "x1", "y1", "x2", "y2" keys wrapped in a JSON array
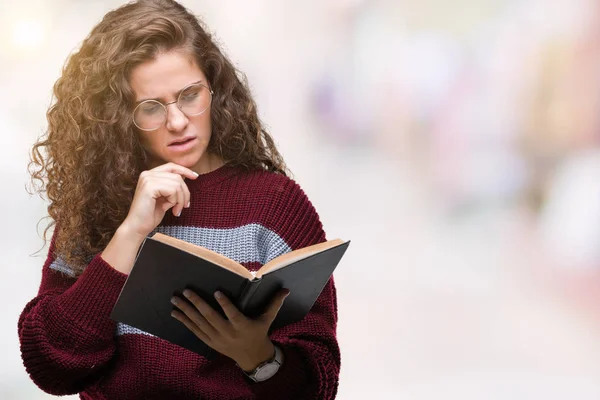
[
  {"x1": 256, "y1": 239, "x2": 346, "y2": 278},
  {"x1": 151, "y1": 233, "x2": 253, "y2": 280}
]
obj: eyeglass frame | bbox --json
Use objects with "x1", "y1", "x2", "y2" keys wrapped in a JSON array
[{"x1": 132, "y1": 81, "x2": 214, "y2": 131}]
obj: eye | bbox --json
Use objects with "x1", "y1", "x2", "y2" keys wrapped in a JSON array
[
  {"x1": 180, "y1": 90, "x2": 200, "y2": 102},
  {"x1": 140, "y1": 103, "x2": 162, "y2": 114}
]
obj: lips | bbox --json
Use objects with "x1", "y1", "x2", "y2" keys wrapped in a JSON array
[{"x1": 169, "y1": 137, "x2": 195, "y2": 146}]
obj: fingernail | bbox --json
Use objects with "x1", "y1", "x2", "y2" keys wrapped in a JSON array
[
  {"x1": 177, "y1": 210, "x2": 182, "y2": 217},
  {"x1": 214, "y1": 291, "x2": 223, "y2": 299},
  {"x1": 170, "y1": 297, "x2": 178, "y2": 305},
  {"x1": 183, "y1": 289, "x2": 192, "y2": 298},
  {"x1": 193, "y1": 172, "x2": 199, "y2": 177},
  {"x1": 186, "y1": 201, "x2": 190, "y2": 208}
]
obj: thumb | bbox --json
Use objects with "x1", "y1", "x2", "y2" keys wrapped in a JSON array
[{"x1": 261, "y1": 289, "x2": 290, "y2": 325}]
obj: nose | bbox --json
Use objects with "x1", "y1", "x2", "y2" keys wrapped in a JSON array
[{"x1": 165, "y1": 103, "x2": 188, "y2": 132}]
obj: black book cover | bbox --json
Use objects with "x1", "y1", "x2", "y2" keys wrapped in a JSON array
[{"x1": 110, "y1": 237, "x2": 350, "y2": 357}]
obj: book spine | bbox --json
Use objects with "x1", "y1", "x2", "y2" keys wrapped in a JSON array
[{"x1": 237, "y1": 278, "x2": 261, "y2": 314}]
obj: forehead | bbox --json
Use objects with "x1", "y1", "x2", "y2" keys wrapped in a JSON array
[{"x1": 129, "y1": 50, "x2": 206, "y2": 100}]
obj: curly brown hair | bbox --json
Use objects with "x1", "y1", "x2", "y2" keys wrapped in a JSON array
[{"x1": 28, "y1": 0, "x2": 288, "y2": 275}]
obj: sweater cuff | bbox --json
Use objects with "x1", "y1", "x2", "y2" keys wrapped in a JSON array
[
  {"x1": 250, "y1": 341, "x2": 309, "y2": 397},
  {"x1": 58, "y1": 254, "x2": 127, "y2": 336}
]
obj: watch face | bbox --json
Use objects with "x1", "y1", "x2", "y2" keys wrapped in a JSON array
[{"x1": 254, "y1": 363, "x2": 280, "y2": 381}]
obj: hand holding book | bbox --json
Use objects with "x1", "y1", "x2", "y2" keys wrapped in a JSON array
[
  {"x1": 110, "y1": 232, "x2": 350, "y2": 356},
  {"x1": 171, "y1": 288, "x2": 290, "y2": 371}
]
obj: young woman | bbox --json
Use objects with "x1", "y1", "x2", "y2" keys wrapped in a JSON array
[{"x1": 18, "y1": 1, "x2": 340, "y2": 399}]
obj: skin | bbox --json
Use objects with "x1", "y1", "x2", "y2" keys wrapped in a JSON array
[{"x1": 109, "y1": 49, "x2": 286, "y2": 373}]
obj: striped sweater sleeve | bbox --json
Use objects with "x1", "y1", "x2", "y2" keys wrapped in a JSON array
[
  {"x1": 17, "y1": 228, "x2": 127, "y2": 395},
  {"x1": 249, "y1": 178, "x2": 341, "y2": 400}
]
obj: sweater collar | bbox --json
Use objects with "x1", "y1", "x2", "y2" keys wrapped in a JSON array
[{"x1": 187, "y1": 162, "x2": 239, "y2": 188}]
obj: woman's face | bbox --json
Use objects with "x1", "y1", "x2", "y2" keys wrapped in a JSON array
[{"x1": 130, "y1": 50, "x2": 217, "y2": 173}]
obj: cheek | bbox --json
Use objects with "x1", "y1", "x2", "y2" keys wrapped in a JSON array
[{"x1": 190, "y1": 113, "x2": 212, "y2": 138}]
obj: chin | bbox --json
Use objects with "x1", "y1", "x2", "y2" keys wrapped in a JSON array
[{"x1": 174, "y1": 152, "x2": 206, "y2": 168}]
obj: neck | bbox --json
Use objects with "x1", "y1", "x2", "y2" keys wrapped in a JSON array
[{"x1": 191, "y1": 153, "x2": 226, "y2": 175}]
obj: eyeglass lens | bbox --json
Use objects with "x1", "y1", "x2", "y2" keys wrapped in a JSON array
[{"x1": 133, "y1": 83, "x2": 211, "y2": 131}]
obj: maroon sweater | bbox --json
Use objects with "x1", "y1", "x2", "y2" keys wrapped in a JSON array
[{"x1": 18, "y1": 165, "x2": 340, "y2": 399}]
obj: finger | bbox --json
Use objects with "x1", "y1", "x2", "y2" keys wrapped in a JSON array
[
  {"x1": 159, "y1": 191, "x2": 178, "y2": 213},
  {"x1": 147, "y1": 173, "x2": 190, "y2": 210},
  {"x1": 172, "y1": 180, "x2": 184, "y2": 217},
  {"x1": 147, "y1": 171, "x2": 188, "y2": 182},
  {"x1": 171, "y1": 296, "x2": 218, "y2": 338},
  {"x1": 260, "y1": 289, "x2": 290, "y2": 325},
  {"x1": 214, "y1": 291, "x2": 247, "y2": 328},
  {"x1": 176, "y1": 177, "x2": 190, "y2": 209},
  {"x1": 153, "y1": 182, "x2": 179, "y2": 211},
  {"x1": 171, "y1": 309, "x2": 211, "y2": 344},
  {"x1": 183, "y1": 290, "x2": 231, "y2": 333},
  {"x1": 165, "y1": 174, "x2": 191, "y2": 210},
  {"x1": 182, "y1": 179, "x2": 191, "y2": 208},
  {"x1": 153, "y1": 162, "x2": 199, "y2": 180}
]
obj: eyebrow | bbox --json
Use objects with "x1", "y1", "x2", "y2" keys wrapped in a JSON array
[{"x1": 135, "y1": 80, "x2": 203, "y2": 104}]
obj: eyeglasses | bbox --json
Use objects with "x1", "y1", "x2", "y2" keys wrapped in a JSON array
[{"x1": 132, "y1": 82, "x2": 213, "y2": 131}]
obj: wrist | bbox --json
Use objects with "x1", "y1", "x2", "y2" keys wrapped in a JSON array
[
  {"x1": 102, "y1": 224, "x2": 147, "y2": 275},
  {"x1": 236, "y1": 340, "x2": 275, "y2": 372},
  {"x1": 118, "y1": 221, "x2": 150, "y2": 243}
]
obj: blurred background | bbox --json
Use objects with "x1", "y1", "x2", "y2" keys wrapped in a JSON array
[{"x1": 2, "y1": 0, "x2": 600, "y2": 398}]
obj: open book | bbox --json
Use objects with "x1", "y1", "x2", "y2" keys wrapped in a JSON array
[{"x1": 110, "y1": 232, "x2": 350, "y2": 356}]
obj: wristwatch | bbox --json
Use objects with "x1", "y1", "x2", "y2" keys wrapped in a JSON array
[{"x1": 243, "y1": 345, "x2": 283, "y2": 382}]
